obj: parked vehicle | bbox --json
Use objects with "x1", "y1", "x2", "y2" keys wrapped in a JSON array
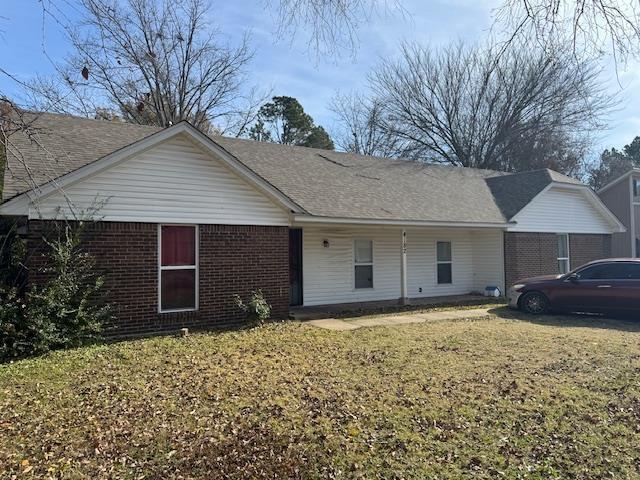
[{"x1": 508, "y1": 259, "x2": 640, "y2": 315}]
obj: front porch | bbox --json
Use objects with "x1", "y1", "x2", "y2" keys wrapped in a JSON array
[
  {"x1": 290, "y1": 293, "x2": 500, "y2": 320},
  {"x1": 289, "y1": 223, "x2": 506, "y2": 310}
]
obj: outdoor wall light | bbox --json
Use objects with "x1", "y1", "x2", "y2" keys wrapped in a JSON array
[{"x1": 323, "y1": 240, "x2": 330, "y2": 248}]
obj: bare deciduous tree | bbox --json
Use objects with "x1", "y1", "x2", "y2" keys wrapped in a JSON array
[
  {"x1": 31, "y1": 0, "x2": 263, "y2": 135},
  {"x1": 329, "y1": 92, "x2": 407, "y2": 157},
  {"x1": 494, "y1": 0, "x2": 640, "y2": 62},
  {"x1": 271, "y1": 0, "x2": 402, "y2": 56},
  {"x1": 367, "y1": 41, "x2": 615, "y2": 173}
]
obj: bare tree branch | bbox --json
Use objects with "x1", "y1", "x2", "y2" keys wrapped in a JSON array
[
  {"x1": 28, "y1": 0, "x2": 262, "y2": 134},
  {"x1": 493, "y1": 0, "x2": 640, "y2": 63},
  {"x1": 270, "y1": 0, "x2": 404, "y2": 57},
  {"x1": 366, "y1": 40, "x2": 616, "y2": 173},
  {"x1": 329, "y1": 91, "x2": 408, "y2": 157}
]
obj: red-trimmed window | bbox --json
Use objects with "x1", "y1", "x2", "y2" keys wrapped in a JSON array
[{"x1": 159, "y1": 225, "x2": 198, "y2": 312}]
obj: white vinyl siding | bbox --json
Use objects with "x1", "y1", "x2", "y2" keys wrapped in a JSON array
[
  {"x1": 302, "y1": 226, "x2": 401, "y2": 306},
  {"x1": 31, "y1": 134, "x2": 290, "y2": 225},
  {"x1": 509, "y1": 186, "x2": 612, "y2": 234},
  {"x1": 301, "y1": 225, "x2": 504, "y2": 306},
  {"x1": 406, "y1": 230, "x2": 474, "y2": 297},
  {"x1": 469, "y1": 229, "x2": 505, "y2": 293}
]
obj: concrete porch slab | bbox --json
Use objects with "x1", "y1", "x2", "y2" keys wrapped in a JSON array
[{"x1": 290, "y1": 294, "x2": 496, "y2": 321}]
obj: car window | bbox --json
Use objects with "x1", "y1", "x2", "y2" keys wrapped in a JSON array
[
  {"x1": 578, "y1": 263, "x2": 640, "y2": 280},
  {"x1": 578, "y1": 264, "x2": 615, "y2": 279},
  {"x1": 616, "y1": 263, "x2": 640, "y2": 279}
]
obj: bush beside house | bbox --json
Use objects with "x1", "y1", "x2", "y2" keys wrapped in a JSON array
[{"x1": 0, "y1": 223, "x2": 112, "y2": 361}]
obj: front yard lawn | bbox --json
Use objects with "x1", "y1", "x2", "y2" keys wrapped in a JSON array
[{"x1": 1, "y1": 309, "x2": 640, "y2": 479}]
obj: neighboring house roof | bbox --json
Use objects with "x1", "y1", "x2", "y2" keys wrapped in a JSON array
[
  {"x1": 597, "y1": 168, "x2": 640, "y2": 194},
  {"x1": 0, "y1": 111, "x2": 605, "y2": 227}
]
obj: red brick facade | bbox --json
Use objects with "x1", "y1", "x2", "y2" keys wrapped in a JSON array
[
  {"x1": 26, "y1": 220, "x2": 290, "y2": 337},
  {"x1": 569, "y1": 234, "x2": 612, "y2": 270},
  {"x1": 504, "y1": 232, "x2": 611, "y2": 287}
]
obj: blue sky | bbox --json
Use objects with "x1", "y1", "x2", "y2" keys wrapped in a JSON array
[{"x1": 1, "y1": 0, "x2": 639, "y2": 155}]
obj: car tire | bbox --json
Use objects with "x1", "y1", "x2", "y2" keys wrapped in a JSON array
[{"x1": 519, "y1": 291, "x2": 549, "y2": 315}]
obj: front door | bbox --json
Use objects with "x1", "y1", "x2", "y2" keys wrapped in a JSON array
[{"x1": 289, "y1": 229, "x2": 303, "y2": 306}]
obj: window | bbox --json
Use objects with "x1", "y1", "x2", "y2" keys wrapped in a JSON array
[
  {"x1": 354, "y1": 239, "x2": 373, "y2": 289},
  {"x1": 634, "y1": 179, "x2": 640, "y2": 199},
  {"x1": 557, "y1": 234, "x2": 570, "y2": 274},
  {"x1": 436, "y1": 241, "x2": 452, "y2": 284},
  {"x1": 578, "y1": 262, "x2": 640, "y2": 280},
  {"x1": 159, "y1": 225, "x2": 198, "y2": 312}
]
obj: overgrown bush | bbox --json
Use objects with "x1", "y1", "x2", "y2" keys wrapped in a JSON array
[
  {"x1": 234, "y1": 290, "x2": 271, "y2": 326},
  {"x1": 0, "y1": 224, "x2": 112, "y2": 361}
]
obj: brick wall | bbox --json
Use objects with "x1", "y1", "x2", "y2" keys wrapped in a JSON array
[
  {"x1": 504, "y1": 232, "x2": 611, "y2": 287},
  {"x1": 27, "y1": 220, "x2": 290, "y2": 337},
  {"x1": 569, "y1": 234, "x2": 612, "y2": 269}
]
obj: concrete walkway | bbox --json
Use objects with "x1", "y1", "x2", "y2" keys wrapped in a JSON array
[{"x1": 305, "y1": 307, "x2": 495, "y2": 331}]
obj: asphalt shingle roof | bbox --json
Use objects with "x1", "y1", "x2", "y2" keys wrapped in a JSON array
[
  {"x1": 1, "y1": 112, "x2": 585, "y2": 224},
  {"x1": 486, "y1": 169, "x2": 582, "y2": 219}
]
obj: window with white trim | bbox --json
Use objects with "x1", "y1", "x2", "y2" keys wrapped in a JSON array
[
  {"x1": 557, "y1": 234, "x2": 570, "y2": 274},
  {"x1": 159, "y1": 225, "x2": 198, "y2": 312},
  {"x1": 354, "y1": 239, "x2": 373, "y2": 289},
  {"x1": 633, "y1": 178, "x2": 640, "y2": 199},
  {"x1": 436, "y1": 241, "x2": 452, "y2": 284}
]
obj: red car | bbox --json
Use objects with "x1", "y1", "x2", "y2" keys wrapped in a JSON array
[{"x1": 508, "y1": 259, "x2": 640, "y2": 315}]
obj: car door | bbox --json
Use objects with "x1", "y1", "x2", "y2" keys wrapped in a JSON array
[
  {"x1": 553, "y1": 264, "x2": 619, "y2": 313},
  {"x1": 604, "y1": 263, "x2": 640, "y2": 314}
]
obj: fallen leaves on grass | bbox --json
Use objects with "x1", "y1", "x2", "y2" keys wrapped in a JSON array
[{"x1": 1, "y1": 314, "x2": 640, "y2": 478}]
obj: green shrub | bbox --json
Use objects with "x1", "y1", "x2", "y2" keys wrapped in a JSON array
[
  {"x1": 0, "y1": 286, "x2": 30, "y2": 359},
  {"x1": 0, "y1": 219, "x2": 27, "y2": 289},
  {"x1": 0, "y1": 224, "x2": 112, "y2": 361},
  {"x1": 234, "y1": 290, "x2": 271, "y2": 326}
]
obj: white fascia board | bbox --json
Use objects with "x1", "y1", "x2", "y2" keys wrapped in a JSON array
[
  {"x1": 0, "y1": 122, "x2": 304, "y2": 217},
  {"x1": 292, "y1": 214, "x2": 512, "y2": 229}
]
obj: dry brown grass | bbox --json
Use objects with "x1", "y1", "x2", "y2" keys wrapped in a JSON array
[{"x1": 1, "y1": 308, "x2": 639, "y2": 479}]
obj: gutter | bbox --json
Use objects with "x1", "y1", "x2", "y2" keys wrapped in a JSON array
[{"x1": 292, "y1": 214, "x2": 514, "y2": 229}]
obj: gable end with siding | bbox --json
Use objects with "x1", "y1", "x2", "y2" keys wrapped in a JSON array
[{"x1": 24, "y1": 133, "x2": 292, "y2": 226}]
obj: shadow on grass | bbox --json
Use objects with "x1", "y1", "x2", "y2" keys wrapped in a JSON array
[{"x1": 488, "y1": 305, "x2": 640, "y2": 333}]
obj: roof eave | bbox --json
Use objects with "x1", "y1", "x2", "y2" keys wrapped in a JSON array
[{"x1": 292, "y1": 214, "x2": 513, "y2": 229}]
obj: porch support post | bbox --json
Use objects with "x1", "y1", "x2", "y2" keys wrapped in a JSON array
[{"x1": 400, "y1": 229, "x2": 409, "y2": 305}]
